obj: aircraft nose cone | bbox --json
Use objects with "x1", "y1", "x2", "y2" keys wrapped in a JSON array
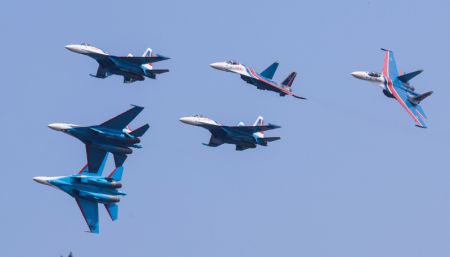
[
  {"x1": 65, "y1": 44, "x2": 77, "y2": 52},
  {"x1": 210, "y1": 62, "x2": 224, "y2": 70},
  {"x1": 179, "y1": 117, "x2": 190, "y2": 124},
  {"x1": 48, "y1": 123, "x2": 72, "y2": 131},
  {"x1": 351, "y1": 71, "x2": 365, "y2": 79},
  {"x1": 48, "y1": 123, "x2": 62, "y2": 131},
  {"x1": 33, "y1": 176, "x2": 51, "y2": 186}
]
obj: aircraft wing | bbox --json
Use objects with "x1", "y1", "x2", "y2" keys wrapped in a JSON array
[
  {"x1": 100, "y1": 105, "x2": 144, "y2": 130},
  {"x1": 389, "y1": 81, "x2": 427, "y2": 128},
  {"x1": 381, "y1": 49, "x2": 427, "y2": 128},
  {"x1": 223, "y1": 124, "x2": 281, "y2": 134},
  {"x1": 382, "y1": 49, "x2": 400, "y2": 79},
  {"x1": 85, "y1": 145, "x2": 108, "y2": 174},
  {"x1": 110, "y1": 55, "x2": 169, "y2": 65},
  {"x1": 75, "y1": 198, "x2": 99, "y2": 233}
]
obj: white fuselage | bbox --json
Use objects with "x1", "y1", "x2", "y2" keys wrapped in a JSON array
[
  {"x1": 351, "y1": 71, "x2": 386, "y2": 89},
  {"x1": 210, "y1": 62, "x2": 250, "y2": 77},
  {"x1": 179, "y1": 116, "x2": 220, "y2": 127},
  {"x1": 65, "y1": 44, "x2": 107, "y2": 56}
]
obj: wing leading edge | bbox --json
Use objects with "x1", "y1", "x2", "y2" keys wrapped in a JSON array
[{"x1": 100, "y1": 105, "x2": 144, "y2": 130}]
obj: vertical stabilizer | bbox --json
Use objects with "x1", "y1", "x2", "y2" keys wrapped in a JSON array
[
  {"x1": 281, "y1": 72, "x2": 297, "y2": 88},
  {"x1": 107, "y1": 166, "x2": 124, "y2": 181},
  {"x1": 260, "y1": 62, "x2": 279, "y2": 79},
  {"x1": 142, "y1": 48, "x2": 153, "y2": 57},
  {"x1": 253, "y1": 116, "x2": 265, "y2": 138},
  {"x1": 253, "y1": 116, "x2": 264, "y2": 126}
]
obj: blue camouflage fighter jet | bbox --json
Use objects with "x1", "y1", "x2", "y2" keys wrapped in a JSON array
[
  {"x1": 210, "y1": 60, "x2": 306, "y2": 99},
  {"x1": 34, "y1": 155, "x2": 125, "y2": 233},
  {"x1": 65, "y1": 43, "x2": 170, "y2": 83},
  {"x1": 48, "y1": 105, "x2": 149, "y2": 172},
  {"x1": 180, "y1": 115, "x2": 281, "y2": 151},
  {"x1": 352, "y1": 49, "x2": 433, "y2": 128}
]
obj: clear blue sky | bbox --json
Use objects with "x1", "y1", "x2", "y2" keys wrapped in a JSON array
[{"x1": 1, "y1": 0, "x2": 450, "y2": 256}]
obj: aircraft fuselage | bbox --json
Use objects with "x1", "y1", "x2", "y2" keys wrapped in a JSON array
[
  {"x1": 33, "y1": 175, "x2": 126, "y2": 204},
  {"x1": 48, "y1": 124, "x2": 140, "y2": 155},
  {"x1": 210, "y1": 61, "x2": 294, "y2": 96}
]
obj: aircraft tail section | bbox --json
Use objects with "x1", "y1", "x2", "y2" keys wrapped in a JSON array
[
  {"x1": 104, "y1": 203, "x2": 118, "y2": 221},
  {"x1": 398, "y1": 70, "x2": 423, "y2": 83},
  {"x1": 144, "y1": 69, "x2": 170, "y2": 79},
  {"x1": 262, "y1": 137, "x2": 281, "y2": 143},
  {"x1": 260, "y1": 62, "x2": 279, "y2": 79},
  {"x1": 142, "y1": 48, "x2": 153, "y2": 57},
  {"x1": 107, "y1": 166, "x2": 124, "y2": 181},
  {"x1": 408, "y1": 91, "x2": 433, "y2": 106},
  {"x1": 130, "y1": 124, "x2": 150, "y2": 137},
  {"x1": 253, "y1": 116, "x2": 264, "y2": 126},
  {"x1": 253, "y1": 116, "x2": 265, "y2": 138},
  {"x1": 281, "y1": 72, "x2": 297, "y2": 88},
  {"x1": 113, "y1": 154, "x2": 127, "y2": 168}
]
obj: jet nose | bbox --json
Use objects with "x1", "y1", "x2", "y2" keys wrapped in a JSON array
[
  {"x1": 48, "y1": 123, "x2": 71, "y2": 131},
  {"x1": 65, "y1": 44, "x2": 77, "y2": 51},
  {"x1": 65, "y1": 44, "x2": 83, "y2": 53},
  {"x1": 210, "y1": 62, "x2": 225, "y2": 71},
  {"x1": 33, "y1": 176, "x2": 51, "y2": 186},
  {"x1": 351, "y1": 71, "x2": 365, "y2": 80},
  {"x1": 179, "y1": 117, "x2": 190, "y2": 124},
  {"x1": 48, "y1": 123, "x2": 62, "y2": 131},
  {"x1": 179, "y1": 117, "x2": 196, "y2": 125}
]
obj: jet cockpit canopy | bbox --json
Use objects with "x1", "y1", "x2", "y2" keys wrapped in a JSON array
[
  {"x1": 226, "y1": 60, "x2": 240, "y2": 65},
  {"x1": 368, "y1": 72, "x2": 381, "y2": 77}
]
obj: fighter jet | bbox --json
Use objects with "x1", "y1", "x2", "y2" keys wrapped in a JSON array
[
  {"x1": 34, "y1": 155, "x2": 125, "y2": 233},
  {"x1": 65, "y1": 43, "x2": 170, "y2": 83},
  {"x1": 210, "y1": 60, "x2": 305, "y2": 99},
  {"x1": 180, "y1": 115, "x2": 281, "y2": 151},
  {"x1": 48, "y1": 105, "x2": 149, "y2": 172},
  {"x1": 352, "y1": 49, "x2": 432, "y2": 128}
]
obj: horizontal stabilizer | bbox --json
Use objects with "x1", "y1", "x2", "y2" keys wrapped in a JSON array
[
  {"x1": 108, "y1": 166, "x2": 124, "y2": 181},
  {"x1": 260, "y1": 62, "x2": 279, "y2": 79},
  {"x1": 415, "y1": 104, "x2": 428, "y2": 119},
  {"x1": 398, "y1": 70, "x2": 423, "y2": 83},
  {"x1": 148, "y1": 69, "x2": 169, "y2": 74},
  {"x1": 105, "y1": 203, "x2": 118, "y2": 221},
  {"x1": 262, "y1": 136, "x2": 281, "y2": 143},
  {"x1": 130, "y1": 124, "x2": 150, "y2": 137},
  {"x1": 408, "y1": 91, "x2": 433, "y2": 106}
]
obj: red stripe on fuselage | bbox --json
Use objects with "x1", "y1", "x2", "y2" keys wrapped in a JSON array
[{"x1": 248, "y1": 68, "x2": 291, "y2": 95}]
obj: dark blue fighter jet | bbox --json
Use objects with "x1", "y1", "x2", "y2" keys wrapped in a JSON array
[
  {"x1": 180, "y1": 115, "x2": 281, "y2": 151},
  {"x1": 34, "y1": 155, "x2": 126, "y2": 233},
  {"x1": 49, "y1": 105, "x2": 149, "y2": 172},
  {"x1": 65, "y1": 43, "x2": 170, "y2": 83}
]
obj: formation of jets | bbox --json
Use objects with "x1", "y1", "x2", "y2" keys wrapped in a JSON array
[{"x1": 34, "y1": 45, "x2": 433, "y2": 233}]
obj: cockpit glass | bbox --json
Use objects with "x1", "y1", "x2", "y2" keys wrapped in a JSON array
[
  {"x1": 226, "y1": 60, "x2": 239, "y2": 65},
  {"x1": 368, "y1": 72, "x2": 381, "y2": 77},
  {"x1": 81, "y1": 43, "x2": 92, "y2": 46}
]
